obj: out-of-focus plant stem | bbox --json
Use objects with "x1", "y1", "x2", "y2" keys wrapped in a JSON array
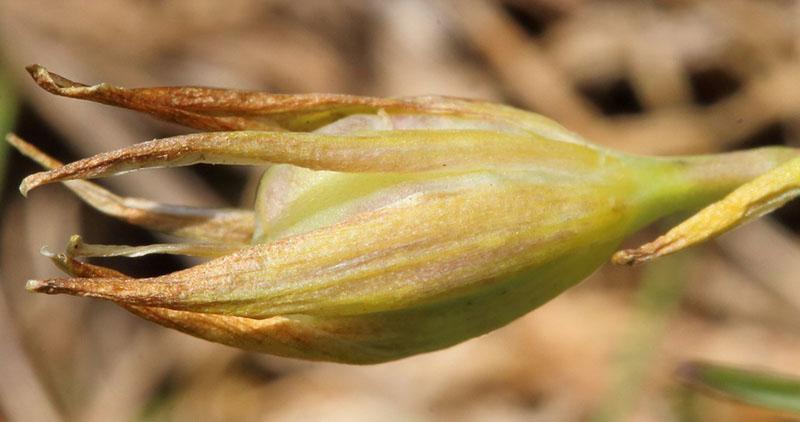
[
  {"x1": 0, "y1": 64, "x2": 18, "y2": 190},
  {"x1": 0, "y1": 65, "x2": 63, "y2": 422},
  {"x1": 593, "y1": 252, "x2": 690, "y2": 422}
]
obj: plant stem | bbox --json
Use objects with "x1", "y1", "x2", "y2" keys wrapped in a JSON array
[{"x1": 631, "y1": 146, "x2": 799, "y2": 228}]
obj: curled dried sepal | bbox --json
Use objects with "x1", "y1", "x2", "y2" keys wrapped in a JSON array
[
  {"x1": 26, "y1": 64, "x2": 588, "y2": 144},
  {"x1": 613, "y1": 155, "x2": 800, "y2": 265},
  {"x1": 45, "y1": 253, "x2": 376, "y2": 363},
  {"x1": 64, "y1": 234, "x2": 242, "y2": 259},
  {"x1": 26, "y1": 64, "x2": 416, "y2": 131},
  {"x1": 19, "y1": 129, "x2": 604, "y2": 196},
  {"x1": 8, "y1": 134, "x2": 254, "y2": 242}
]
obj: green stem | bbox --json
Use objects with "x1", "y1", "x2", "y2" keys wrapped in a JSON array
[{"x1": 631, "y1": 146, "x2": 799, "y2": 227}]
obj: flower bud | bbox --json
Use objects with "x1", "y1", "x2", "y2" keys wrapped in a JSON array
[{"x1": 12, "y1": 66, "x2": 798, "y2": 363}]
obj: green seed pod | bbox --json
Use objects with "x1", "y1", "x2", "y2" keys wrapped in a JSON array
[{"x1": 13, "y1": 66, "x2": 798, "y2": 363}]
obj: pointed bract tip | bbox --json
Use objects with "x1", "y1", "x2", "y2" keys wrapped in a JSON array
[
  {"x1": 5, "y1": 132, "x2": 20, "y2": 146},
  {"x1": 25, "y1": 64, "x2": 44, "y2": 77},
  {"x1": 39, "y1": 246, "x2": 56, "y2": 258},
  {"x1": 26, "y1": 279, "x2": 46, "y2": 292},
  {"x1": 25, "y1": 279, "x2": 69, "y2": 294},
  {"x1": 611, "y1": 249, "x2": 650, "y2": 266},
  {"x1": 18, "y1": 176, "x2": 34, "y2": 197},
  {"x1": 25, "y1": 64, "x2": 89, "y2": 94},
  {"x1": 25, "y1": 64, "x2": 56, "y2": 91},
  {"x1": 18, "y1": 171, "x2": 52, "y2": 197}
]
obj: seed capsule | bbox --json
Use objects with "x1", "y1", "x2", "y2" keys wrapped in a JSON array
[{"x1": 13, "y1": 66, "x2": 798, "y2": 363}]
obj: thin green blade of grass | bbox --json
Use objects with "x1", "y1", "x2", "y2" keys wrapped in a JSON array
[{"x1": 678, "y1": 361, "x2": 800, "y2": 415}]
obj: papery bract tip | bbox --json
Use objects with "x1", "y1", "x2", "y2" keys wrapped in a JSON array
[
  {"x1": 25, "y1": 279, "x2": 47, "y2": 292},
  {"x1": 26, "y1": 64, "x2": 90, "y2": 95},
  {"x1": 18, "y1": 174, "x2": 39, "y2": 197}
]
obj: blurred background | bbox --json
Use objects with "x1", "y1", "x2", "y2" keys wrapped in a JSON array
[{"x1": 1, "y1": 0, "x2": 800, "y2": 421}]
